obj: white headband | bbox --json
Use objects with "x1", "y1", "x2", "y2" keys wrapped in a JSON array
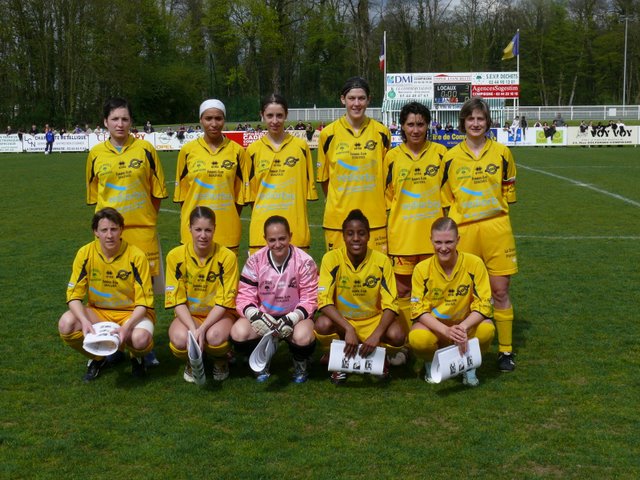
[{"x1": 199, "y1": 99, "x2": 226, "y2": 118}]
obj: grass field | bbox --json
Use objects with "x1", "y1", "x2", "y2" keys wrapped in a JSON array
[{"x1": 1, "y1": 146, "x2": 639, "y2": 479}]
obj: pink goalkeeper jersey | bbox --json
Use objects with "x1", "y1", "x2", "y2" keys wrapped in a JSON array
[{"x1": 236, "y1": 245, "x2": 318, "y2": 319}]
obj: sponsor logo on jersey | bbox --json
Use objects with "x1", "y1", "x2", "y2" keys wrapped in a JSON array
[
  {"x1": 456, "y1": 284, "x2": 470, "y2": 296},
  {"x1": 116, "y1": 270, "x2": 131, "y2": 280},
  {"x1": 336, "y1": 142, "x2": 350, "y2": 154},
  {"x1": 284, "y1": 156, "x2": 299, "y2": 167},
  {"x1": 129, "y1": 159, "x2": 143, "y2": 169},
  {"x1": 455, "y1": 166, "x2": 471, "y2": 179},
  {"x1": 424, "y1": 164, "x2": 439, "y2": 176},
  {"x1": 207, "y1": 271, "x2": 220, "y2": 282},
  {"x1": 485, "y1": 163, "x2": 499, "y2": 175},
  {"x1": 363, "y1": 275, "x2": 380, "y2": 288},
  {"x1": 221, "y1": 160, "x2": 234, "y2": 170},
  {"x1": 364, "y1": 140, "x2": 377, "y2": 151},
  {"x1": 288, "y1": 278, "x2": 298, "y2": 288},
  {"x1": 431, "y1": 287, "x2": 444, "y2": 299}
]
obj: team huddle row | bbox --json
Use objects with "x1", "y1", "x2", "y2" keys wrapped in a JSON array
[{"x1": 58, "y1": 76, "x2": 519, "y2": 387}]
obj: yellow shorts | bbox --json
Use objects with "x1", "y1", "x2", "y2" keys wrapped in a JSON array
[
  {"x1": 390, "y1": 254, "x2": 432, "y2": 276},
  {"x1": 90, "y1": 307, "x2": 156, "y2": 333},
  {"x1": 122, "y1": 226, "x2": 161, "y2": 277},
  {"x1": 324, "y1": 227, "x2": 387, "y2": 254},
  {"x1": 458, "y1": 214, "x2": 518, "y2": 276},
  {"x1": 346, "y1": 314, "x2": 383, "y2": 343}
]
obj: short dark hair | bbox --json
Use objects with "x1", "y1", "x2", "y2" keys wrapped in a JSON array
[
  {"x1": 458, "y1": 97, "x2": 492, "y2": 134},
  {"x1": 431, "y1": 217, "x2": 458, "y2": 236},
  {"x1": 399, "y1": 102, "x2": 432, "y2": 142},
  {"x1": 103, "y1": 98, "x2": 133, "y2": 120},
  {"x1": 260, "y1": 93, "x2": 288, "y2": 115},
  {"x1": 92, "y1": 207, "x2": 125, "y2": 231},
  {"x1": 263, "y1": 215, "x2": 291, "y2": 235},
  {"x1": 340, "y1": 77, "x2": 370, "y2": 98},
  {"x1": 342, "y1": 209, "x2": 370, "y2": 232},
  {"x1": 189, "y1": 206, "x2": 216, "y2": 226}
]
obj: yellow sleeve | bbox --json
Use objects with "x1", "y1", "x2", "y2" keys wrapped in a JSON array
[
  {"x1": 164, "y1": 248, "x2": 187, "y2": 309},
  {"x1": 317, "y1": 251, "x2": 338, "y2": 309},
  {"x1": 86, "y1": 151, "x2": 98, "y2": 205},
  {"x1": 410, "y1": 261, "x2": 432, "y2": 320},
  {"x1": 133, "y1": 247, "x2": 154, "y2": 309},
  {"x1": 379, "y1": 255, "x2": 398, "y2": 313},
  {"x1": 469, "y1": 257, "x2": 493, "y2": 318},
  {"x1": 316, "y1": 129, "x2": 330, "y2": 183},
  {"x1": 304, "y1": 143, "x2": 319, "y2": 201},
  {"x1": 502, "y1": 146, "x2": 517, "y2": 203},
  {"x1": 173, "y1": 144, "x2": 188, "y2": 203},
  {"x1": 217, "y1": 248, "x2": 239, "y2": 309},
  {"x1": 148, "y1": 144, "x2": 168, "y2": 199},
  {"x1": 66, "y1": 245, "x2": 90, "y2": 303}
]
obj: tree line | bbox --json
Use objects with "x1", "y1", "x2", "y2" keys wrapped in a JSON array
[{"x1": 1, "y1": 0, "x2": 637, "y2": 129}]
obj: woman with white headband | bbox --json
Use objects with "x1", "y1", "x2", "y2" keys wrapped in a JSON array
[{"x1": 173, "y1": 99, "x2": 250, "y2": 253}]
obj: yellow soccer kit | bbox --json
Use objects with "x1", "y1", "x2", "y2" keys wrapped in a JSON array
[
  {"x1": 246, "y1": 134, "x2": 318, "y2": 249},
  {"x1": 318, "y1": 247, "x2": 398, "y2": 322},
  {"x1": 441, "y1": 138, "x2": 516, "y2": 225},
  {"x1": 66, "y1": 239, "x2": 155, "y2": 318},
  {"x1": 410, "y1": 251, "x2": 493, "y2": 323},
  {"x1": 385, "y1": 141, "x2": 448, "y2": 257},
  {"x1": 317, "y1": 117, "x2": 391, "y2": 232},
  {"x1": 174, "y1": 136, "x2": 249, "y2": 248},
  {"x1": 86, "y1": 136, "x2": 168, "y2": 275},
  {"x1": 164, "y1": 242, "x2": 239, "y2": 319}
]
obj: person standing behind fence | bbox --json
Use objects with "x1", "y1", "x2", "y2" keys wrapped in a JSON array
[
  {"x1": 441, "y1": 97, "x2": 518, "y2": 372},
  {"x1": 86, "y1": 97, "x2": 168, "y2": 283},
  {"x1": 246, "y1": 93, "x2": 318, "y2": 254},
  {"x1": 173, "y1": 99, "x2": 249, "y2": 254},
  {"x1": 317, "y1": 77, "x2": 391, "y2": 253},
  {"x1": 385, "y1": 101, "x2": 448, "y2": 334}
]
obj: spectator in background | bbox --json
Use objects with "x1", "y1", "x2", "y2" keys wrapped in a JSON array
[
  {"x1": 84, "y1": 125, "x2": 92, "y2": 135},
  {"x1": 295, "y1": 120, "x2": 306, "y2": 130},
  {"x1": 533, "y1": 120, "x2": 542, "y2": 127},
  {"x1": 144, "y1": 121, "x2": 154, "y2": 133},
  {"x1": 317, "y1": 122, "x2": 325, "y2": 131},
  {"x1": 236, "y1": 123, "x2": 244, "y2": 131},
  {"x1": 74, "y1": 124, "x2": 83, "y2": 134},
  {"x1": 29, "y1": 124, "x2": 38, "y2": 135},
  {"x1": 554, "y1": 113, "x2": 565, "y2": 127},
  {"x1": 44, "y1": 125, "x2": 55, "y2": 155},
  {"x1": 305, "y1": 122, "x2": 314, "y2": 141},
  {"x1": 519, "y1": 115, "x2": 528, "y2": 140},
  {"x1": 444, "y1": 123, "x2": 454, "y2": 133},
  {"x1": 5, "y1": 125, "x2": 13, "y2": 135},
  {"x1": 176, "y1": 124, "x2": 186, "y2": 142},
  {"x1": 579, "y1": 121, "x2": 588, "y2": 133}
]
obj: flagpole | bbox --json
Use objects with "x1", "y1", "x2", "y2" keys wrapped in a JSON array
[
  {"x1": 382, "y1": 31, "x2": 387, "y2": 125},
  {"x1": 516, "y1": 28, "x2": 520, "y2": 117}
]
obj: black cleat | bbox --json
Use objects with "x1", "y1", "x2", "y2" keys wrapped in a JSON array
[
  {"x1": 498, "y1": 352, "x2": 516, "y2": 372},
  {"x1": 83, "y1": 358, "x2": 107, "y2": 382},
  {"x1": 131, "y1": 357, "x2": 147, "y2": 378}
]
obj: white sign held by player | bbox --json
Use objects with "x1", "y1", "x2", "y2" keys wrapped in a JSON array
[
  {"x1": 430, "y1": 337, "x2": 482, "y2": 383},
  {"x1": 328, "y1": 340, "x2": 386, "y2": 375}
]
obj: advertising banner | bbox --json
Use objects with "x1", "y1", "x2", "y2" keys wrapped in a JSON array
[
  {"x1": 22, "y1": 134, "x2": 88, "y2": 152},
  {"x1": 0, "y1": 135, "x2": 23, "y2": 153}
]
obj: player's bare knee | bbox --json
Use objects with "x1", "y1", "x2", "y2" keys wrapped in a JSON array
[
  {"x1": 130, "y1": 328, "x2": 152, "y2": 349},
  {"x1": 58, "y1": 311, "x2": 79, "y2": 334},
  {"x1": 313, "y1": 314, "x2": 333, "y2": 334}
]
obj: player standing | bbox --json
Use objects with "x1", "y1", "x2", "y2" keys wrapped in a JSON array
[
  {"x1": 165, "y1": 207, "x2": 238, "y2": 383},
  {"x1": 408, "y1": 217, "x2": 495, "y2": 386},
  {"x1": 246, "y1": 94, "x2": 318, "y2": 254},
  {"x1": 58, "y1": 208, "x2": 155, "y2": 381},
  {"x1": 317, "y1": 77, "x2": 391, "y2": 253},
  {"x1": 385, "y1": 101, "x2": 448, "y2": 333},
  {"x1": 86, "y1": 98, "x2": 168, "y2": 283},
  {"x1": 441, "y1": 97, "x2": 518, "y2": 372},
  {"x1": 173, "y1": 99, "x2": 249, "y2": 253},
  {"x1": 314, "y1": 209, "x2": 405, "y2": 384}
]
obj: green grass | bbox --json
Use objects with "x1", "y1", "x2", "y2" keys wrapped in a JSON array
[{"x1": 1, "y1": 147, "x2": 639, "y2": 479}]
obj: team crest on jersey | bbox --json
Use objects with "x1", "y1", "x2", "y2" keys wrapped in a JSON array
[
  {"x1": 221, "y1": 160, "x2": 234, "y2": 170},
  {"x1": 288, "y1": 278, "x2": 298, "y2": 288},
  {"x1": 284, "y1": 156, "x2": 299, "y2": 167},
  {"x1": 263, "y1": 280, "x2": 273, "y2": 291},
  {"x1": 424, "y1": 164, "x2": 439, "y2": 177},
  {"x1": 129, "y1": 159, "x2": 143, "y2": 169},
  {"x1": 456, "y1": 284, "x2": 470, "y2": 296},
  {"x1": 455, "y1": 166, "x2": 471, "y2": 179},
  {"x1": 336, "y1": 142, "x2": 350, "y2": 154},
  {"x1": 431, "y1": 287, "x2": 444, "y2": 299},
  {"x1": 207, "y1": 271, "x2": 220, "y2": 282},
  {"x1": 485, "y1": 164, "x2": 499, "y2": 175},
  {"x1": 116, "y1": 270, "x2": 131, "y2": 280},
  {"x1": 399, "y1": 168, "x2": 409, "y2": 180},
  {"x1": 364, "y1": 275, "x2": 380, "y2": 288},
  {"x1": 364, "y1": 140, "x2": 377, "y2": 151},
  {"x1": 259, "y1": 159, "x2": 270, "y2": 170}
]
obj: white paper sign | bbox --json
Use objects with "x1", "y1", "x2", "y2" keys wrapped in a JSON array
[
  {"x1": 328, "y1": 340, "x2": 386, "y2": 375},
  {"x1": 430, "y1": 337, "x2": 482, "y2": 383},
  {"x1": 187, "y1": 331, "x2": 206, "y2": 385},
  {"x1": 249, "y1": 334, "x2": 279, "y2": 373},
  {"x1": 83, "y1": 322, "x2": 121, "y2": 356}
]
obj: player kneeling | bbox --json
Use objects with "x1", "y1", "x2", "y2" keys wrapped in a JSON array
[
  {"x1": 408, "y1": 217, "x2": 495, "y2": 387},
  {"x1": 58, "y1": 208, "x2": 155, "y2": 382},
  {"x1": 314, "y1": 209, "x2": 405, "y2": 384},
  {"x1": 165, "y1": 207, "x2": 239, "y2": 383},
  {"x1": 230, "y1": 216, "x2": 318, "y2": 383}
]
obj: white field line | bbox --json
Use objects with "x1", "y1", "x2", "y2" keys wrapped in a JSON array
[{"x1": 519, "y1": 163, "x2": 640, "y2": 208}]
